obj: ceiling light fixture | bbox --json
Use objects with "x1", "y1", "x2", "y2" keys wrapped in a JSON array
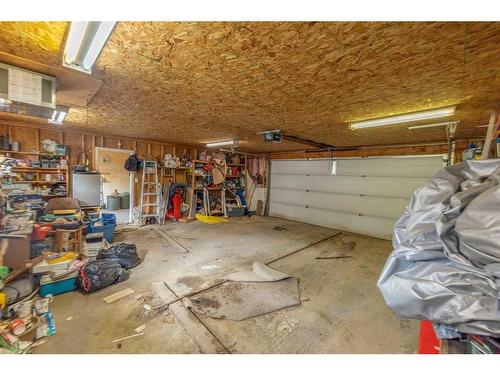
[
  {"x1": 349, "y1": 106, "x2": 456, "y2": 130},
  {"x1": 48, "y1": 106, "x2": 69, "y2": 125},
  {"x1": 63, "y1": 22, "x2": 116, "y2": 74},
  {"x1": 407, "y1": 121, "x2": 459, "y2": 131},
  {"x1": 206, "y1": 140, "x2": 235, "y2": 148}
]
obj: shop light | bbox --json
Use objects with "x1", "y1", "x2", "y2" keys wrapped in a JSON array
[
  {"x1": 63, "y1": 22, "x2": 116, "y2": 73},
  {"x1": 206, "y1": 140, "x2": 235, "y2": 147},
  {"x1": 349, "y1": 106, "x2": 456, "y2": 130}
]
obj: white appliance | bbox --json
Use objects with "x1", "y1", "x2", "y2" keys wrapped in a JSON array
[{"x1": 72, "y1": 172, "x2": 101, "y2": 207}]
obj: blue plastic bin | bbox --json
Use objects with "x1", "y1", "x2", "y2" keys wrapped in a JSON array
[
  {"x1": 88, "y1": 221, "x2": 116, "y2": 242},
  {"x1": 101, "y1": 213, "x2": 117, "y2": 225},
  {"x1": 40, "y1": 277, "x2": 77, "y2": 297}
]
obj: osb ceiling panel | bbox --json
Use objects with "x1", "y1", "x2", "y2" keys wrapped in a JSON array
[
  {"x1": 0, "y1": 22, "x2": 67, "y2": 66},
  {"x1": 0, "y1": 21, "x2": 499, "y2": 152}
]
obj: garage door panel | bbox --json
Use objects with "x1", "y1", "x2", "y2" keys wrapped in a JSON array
[
  {"x1": 270, "y1": 188, "x2": 407, "y2": 219},
  {"x1": 269, "y1": 202, "x2": 395, "y2": 240},
  {"x1": 269, "y1": 156, "x2": 443, "y2": 239},
  {"x1": 271, "y1": 159, "x2": 331, "y2": 175},
  {"x1": 270, "y1": 174, "x2": 428, "y2": 198},
  {"x1": 337, "y1": 165, "x2": 442, "y2": 178},
  {"x1": 336, "y1": 157, "x2": 444, "y2": 177}
]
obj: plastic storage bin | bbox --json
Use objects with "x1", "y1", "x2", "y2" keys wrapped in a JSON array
[
  {"x1": 88, "y1": 222, "x2": 115, "y2": 243},
  {"x1": 40, "y1": 276, "x2": 77, "y2": 297},
  {"x1": 87, "y1": 214, "x2": 116, "y2": 243},
  {"x1": 227, "y1": 204, "x2": 246, "y2": 217},
  {"x1": 101, "y1": 213, "x2": 117, "y2": 225}
]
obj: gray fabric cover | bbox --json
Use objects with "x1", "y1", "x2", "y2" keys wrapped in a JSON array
[{"x1": 378, "y1": 159, "x2": 500, "y2": 336}]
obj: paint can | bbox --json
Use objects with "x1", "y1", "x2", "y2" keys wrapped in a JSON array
[{"x1": 10, "y1": 318, "x2": 26, "y2": 335}]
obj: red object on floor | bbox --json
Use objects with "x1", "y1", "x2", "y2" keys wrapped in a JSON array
[
  {"x1": 172, "y1": 190, "x2": 183, "y2": 220},
  {"x1": 418, "y1": 320, "x2": 441, "y2": 354}
]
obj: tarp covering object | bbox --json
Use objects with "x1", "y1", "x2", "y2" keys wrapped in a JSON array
[{"x1": 378, "y1": 159, "x2": 500, "y2": 337}]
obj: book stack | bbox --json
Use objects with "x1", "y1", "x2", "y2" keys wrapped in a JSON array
[{"x1": 84, "y1": 232, "x2": 106, "y2": 259}]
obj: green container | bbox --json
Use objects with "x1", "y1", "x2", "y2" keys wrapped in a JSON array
[
  {"x1": 0, "y1": 265, "x2": 9, "y2": 279},
  {"x1": 106, "y1": 195, "x2": 121, "y2": 210},
  {"x1": 119, "y1": 192, "x2": 130, "y2": 209}
]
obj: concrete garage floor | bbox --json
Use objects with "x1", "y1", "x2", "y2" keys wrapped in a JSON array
[{"x1": 34, "y1": 216, "x2": 418, "y2": 354}]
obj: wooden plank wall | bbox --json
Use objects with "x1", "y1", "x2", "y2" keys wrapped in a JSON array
[{"x1": 0, "y1": 121, "x2": 202, "y2": 207}]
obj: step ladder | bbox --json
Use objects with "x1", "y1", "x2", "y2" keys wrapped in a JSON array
[{"x1": 138, "y1": 160, "x2": 160, "y2": 225}]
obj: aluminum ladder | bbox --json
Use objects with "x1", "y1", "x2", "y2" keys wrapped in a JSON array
[{"x1": 138, "y1": 160, "x2": 160, "y2": 225}]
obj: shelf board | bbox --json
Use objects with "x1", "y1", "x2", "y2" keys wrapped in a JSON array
[
  {"x1": 227, "y1": 164, "x2": 245, "y2": 167},
  {"x1": 0, "y1": 150, "x2": 66, "y2": 157},
  {"x1": 11, "y1": 180, "x2": 67, "y2": 184},
  {"x1": 162, "y1": 166, "x2": 190, "y2": 170},
  {"x1": 192, "y1": 159, "x2": 210, "y2": 164},
  {"x1": 193, "y1": 186, "x2": 240, "y2": 191},
  {"x1": 12, "y1": 166, "x2": 67, "y2": 172}
]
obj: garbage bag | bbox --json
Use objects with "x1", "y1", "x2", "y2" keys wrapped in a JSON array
[
  {"x1": 78, "y1": 259, "x2": 129, "y2": 293},
  {"x1": 378, "y1": 159, "x2": 500, "y2": 337},
  {"x1": 97, "y1": 243, "x2": 142, "y2": 270}
]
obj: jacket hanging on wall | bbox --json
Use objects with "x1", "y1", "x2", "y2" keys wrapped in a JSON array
[{"x1": 124, "y1": 154, "x2": 140, "y2": 172}]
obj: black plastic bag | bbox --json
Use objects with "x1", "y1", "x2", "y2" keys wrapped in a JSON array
[
  {"x1": 78, "y1": 259, "x2": 129, "y2": 293},
  {"x1": 124, "y1": 154, "x2": 140, "y2": 172},
  {"x1": 97, "y1": 243, "x2": 142, "y2": 270}
]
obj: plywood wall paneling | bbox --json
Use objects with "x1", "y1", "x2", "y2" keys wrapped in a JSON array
[{"x1": 10, "y1": 126, "x2": 37, "y2": 152}]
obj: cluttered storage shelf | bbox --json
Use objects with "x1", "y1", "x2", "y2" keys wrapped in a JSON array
[{"x1": 0, "y1": 148, "x2": 69, "y2": 200}]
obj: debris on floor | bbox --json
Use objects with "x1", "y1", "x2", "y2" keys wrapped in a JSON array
[
  {"x1": 0, "y1": 295, "x2": 56, "y2": 354},
  {"x1": 315, "y1": 241, "x2": 356, "y2": 259},
  {"x1": 134, "y1": 324, "x2": 146, "y2": 333},
  {"x1": 225, "y1": 261, "x2": 291, "y2": 282},
  {"x1": 276, "y1": 317, "x2": 300, "y2": 334},
  {"x1": 112, "y1": 332, "x2": 144, "y2": 343},
  {"x1": 102, "y1": 288, "x2": 136, "y2": 304},
  {"x1": 152, "y1": 280, "x2": 228, "y2": 354},
  {"x1": 274, "y1": 226, "x2": 287, "y2": 231},
  {"x1": 0, "y1": 201, "x2": 143, "y2": 354},
  {"x1": 186, "y1": 277, "x2": 301, "y2": 321}
]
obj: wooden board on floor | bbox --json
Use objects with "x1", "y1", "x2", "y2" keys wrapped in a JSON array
[
  {"x1": 103, "y1": 288, "x2": 135, "y2": 304},
  {"x1": 152, "y1": 281, "x2": 228, "y2": 354}
]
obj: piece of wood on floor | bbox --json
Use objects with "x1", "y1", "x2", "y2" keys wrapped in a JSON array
[
  {"x1": 153, "y1": 228, "x2": 189, "y2": 254},
  {"x1": 112, "y1": 332, "x2": 144, "y2": 343},
  {"x1": 103, "y1": 288, "x2": 135, "y2": 304},
  {"x1": 151, "y1": 280, "x2": 228, "y2": 354}
]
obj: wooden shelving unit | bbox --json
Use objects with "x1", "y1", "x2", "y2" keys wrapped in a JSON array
[
  {"x1": 0, "y1": 150, "x2": 69, "y2": 198},
  {"x1": 186, "y1": 153, "x2": 248, "y2": 217}
]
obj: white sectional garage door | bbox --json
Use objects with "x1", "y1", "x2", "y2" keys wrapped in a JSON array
[{"x1": 268, "y1": 156, "x2": 445, "y2": 239}]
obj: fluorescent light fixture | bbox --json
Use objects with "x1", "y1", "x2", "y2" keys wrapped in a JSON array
[
  {"x1": 48, "y1": 106, "x2": 69, "y2": 125},
  {"x1": 349, "y1": 106, "x2": 456, "y2": 130},
  {"x1": 407, "y1": 121, "x2": 459, "y2": 130},
  {"x1": 206, "y1": 140, "x2": 235, "y2": 147},
  {"x1": 63, "y1": 22, "x2": 116, "y2": 74}
]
